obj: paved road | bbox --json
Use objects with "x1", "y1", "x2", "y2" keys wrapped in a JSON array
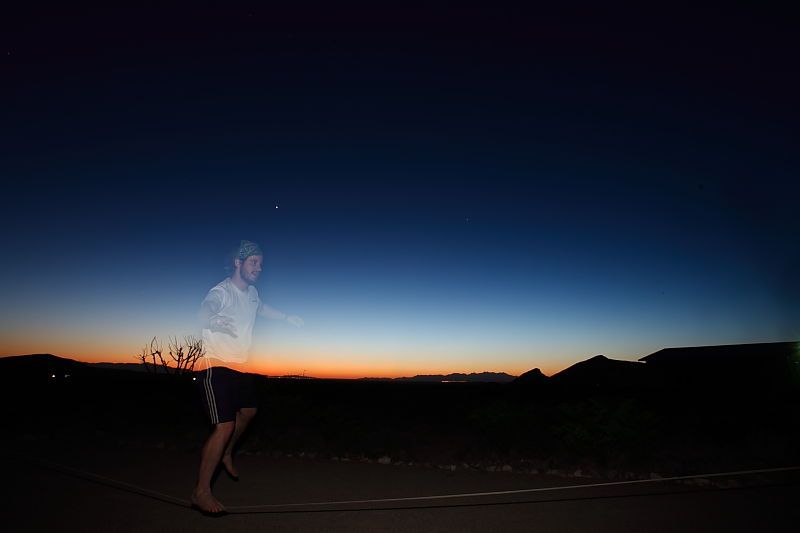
[{"x1": 5, "y1": 443, "x2": 798, "y2": 532}]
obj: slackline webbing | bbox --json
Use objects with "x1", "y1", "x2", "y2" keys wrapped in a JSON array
[
  {"x1": 10, "y1": 451, "x2": 800, "y2": 515},
  {"x1": 228, "y1": 465, "x2": 800, "y2": 511}
]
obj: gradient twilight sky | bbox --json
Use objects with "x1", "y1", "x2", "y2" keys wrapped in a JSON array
[{"x1": 1, "y1": 6, "x2": 798, "y2": 377}]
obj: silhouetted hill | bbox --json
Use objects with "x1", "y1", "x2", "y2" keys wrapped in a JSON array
[
  {"x1": 0, "y1": 354, "x2": 88, "y2": 379},
  {"x1": 392, "y1": 372, "x2": 516, "y2": 383},
  {"x1": 550, "y1": 355, "x2": 648, "y2": 391},
  {"x1": 0, "y1": 354, "x2": 176, "y2": 383},
  {"x1": 511, "y1": 368, "x2": 550, "y2": 386},
  {"x1": 90, "y1": 362, "x2": 150, "y2": 373}
]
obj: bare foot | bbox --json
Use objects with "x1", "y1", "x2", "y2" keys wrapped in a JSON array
[
  {"x1": 191, "y1": 488, "x2": 226, "y2": 516},
  {"x1": 222, "y1": 454, "x2": 239, "y2": 480}
]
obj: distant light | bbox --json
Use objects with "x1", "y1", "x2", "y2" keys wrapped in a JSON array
[
  {"x1": 275, "y1": 205, "x2": 279, "y2": 209},
  {"x1": 51, "y1": 374, "x2": 56, "y2": 378},
  {"x1": 64, "y1": 374, "x2": 70, "y2": 378},
  {"x1": 192, "y1": 377, "x2": 197, "y2": 381}
]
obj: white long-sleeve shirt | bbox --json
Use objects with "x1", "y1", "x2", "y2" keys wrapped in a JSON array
[{"x1": 200, "y1": 278, "x2": 261, "y2": 364}]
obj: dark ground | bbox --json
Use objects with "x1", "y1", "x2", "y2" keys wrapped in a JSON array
[
  {"x1": 3, "y1": 354, "x2": 800, "y2": 477},
  {"x1": 2, "y1": 355, "x2": 799, "y2": 531},
  {"x1": 5, "y1": 441, "x2": 799, "y2": 533}
]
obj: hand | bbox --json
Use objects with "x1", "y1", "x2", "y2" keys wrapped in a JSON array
[
  {"x1": 286, "y1": 315, "x2": 304, "y2": 327},
  {"x1": 210, "y1": 315, "x2": 238, "y2": 337}
]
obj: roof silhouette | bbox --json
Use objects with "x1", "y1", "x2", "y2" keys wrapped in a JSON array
[{"x1": 639, "y1": 341, "x2": 798, "y2": 364}]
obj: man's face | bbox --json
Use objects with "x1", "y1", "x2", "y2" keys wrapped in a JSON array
[{"x1": 237, "y1": 255, "x2": 263, "y2": 285}]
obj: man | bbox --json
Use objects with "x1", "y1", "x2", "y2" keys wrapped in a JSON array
[{"x1": 191, "y1": 240, "x2": 303, "y2": 516}]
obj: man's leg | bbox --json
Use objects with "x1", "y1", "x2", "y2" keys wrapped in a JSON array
[
  {"x1": 222, "y1": 407, "x2": 258, "y2": 478},
  {"x1": 192, "y1": 421, "x2": 235, "y2": 513}
]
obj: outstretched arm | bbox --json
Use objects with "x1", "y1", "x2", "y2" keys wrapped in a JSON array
[
  {"x1": 198, "y1": 295, "x2": 238, "y2": 337},
  {"x1": 258, "y1": 302, "x2": 304, "y2": 327}
]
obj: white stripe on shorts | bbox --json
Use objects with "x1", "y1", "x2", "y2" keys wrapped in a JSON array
[{"x1": 204, "y1": 366, "x2": 219, "y2": 424}]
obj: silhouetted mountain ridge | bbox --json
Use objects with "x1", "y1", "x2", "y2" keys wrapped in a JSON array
[
  {"x1": 511, "y1": 367, "x2": 549, "y2": 385},
  {"x1": 546, "y1": 354, "x2": 647, "y2": 390},
  {"x1": 4, "y1": 340, "x2": 797, "y2": 390}
]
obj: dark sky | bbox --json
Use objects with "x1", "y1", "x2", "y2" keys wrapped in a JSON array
[{"x1": 2, "y1": 5, "x2": 798, "y2": 376}]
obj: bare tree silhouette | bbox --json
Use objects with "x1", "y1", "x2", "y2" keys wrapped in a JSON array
[
  {"x1": 135, "y1": 337, "x2": 162, "y2": 375},
  {"x1": 167, "y1": 335, "x2": 205, "y2": 375},
  {"x1": 135, "y1": 336, "x2": 204, "y2": 376}
]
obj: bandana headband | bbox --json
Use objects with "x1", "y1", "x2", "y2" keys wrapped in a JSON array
[{"x1": 236, "y1": 240, "x2": 263, "y2": 260}]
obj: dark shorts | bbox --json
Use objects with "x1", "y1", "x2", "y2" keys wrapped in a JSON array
[{"x1": 195, "y1": 366, "x2": 258, "y2": 424}]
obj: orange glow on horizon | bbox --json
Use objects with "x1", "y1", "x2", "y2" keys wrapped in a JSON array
[{"x1": 0, "y1": 344, "x2": 560, "y2": 378}]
